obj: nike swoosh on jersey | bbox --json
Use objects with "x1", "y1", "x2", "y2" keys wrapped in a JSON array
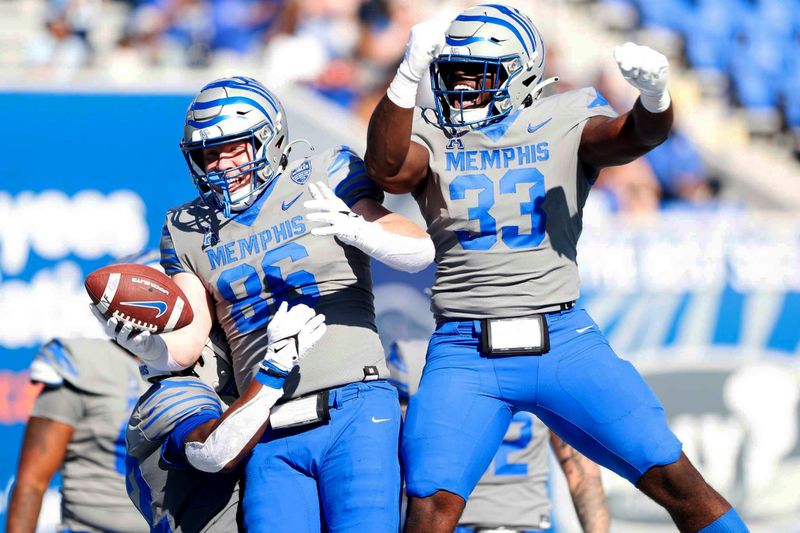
[
  {"x1": 371, "y1": 416, "x2": 390, "y2": 423},
  {"x1": 281, "y1": 192, "x2": 304, "y2": 211},
  {"x1": 120, "y1": 301, "x2": 168, "y2": 318},
  {"x1": 575, "y1": 325, "x2": 594, "y2": 334},
  {"x1": 527, "y1": 118, "x2": 552, "y2": 134}
]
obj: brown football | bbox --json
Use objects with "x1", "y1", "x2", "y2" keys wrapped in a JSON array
[{"x1": 85, "y1": 263, "x2": 194, "y2": 333}]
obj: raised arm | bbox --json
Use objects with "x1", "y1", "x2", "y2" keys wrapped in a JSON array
[
  {"x1": 579, "y1": 42, "x2": 672, "y2": 170},
  {"x1": 365, "y1": 97, "x2": 431, "y2": 194},
  {"x1": 550, "y1": 432, "x2": 611, "y2": 533},
  {"x1": 364, "y1": 19, "x2": 449, "y2": 194}
]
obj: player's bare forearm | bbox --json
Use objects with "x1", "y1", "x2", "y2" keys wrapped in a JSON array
[
  {"x1": 579, "y1": 98, "x2": 673, "y2": 169},
  {"x1": 365, "y1": 95, "x2": 429, "y2": 194},
  {"x1": 6, "y1": 485, "x2": 45, "y2": 533},
  {"x1": 7, "y1": 417, "x2": 73, "y2": 533},
  {"x1": 551, "y1": 433, "x2": 611, "y2": 533},
  {"x1": 160, "y1": 272, "x2": 215, "y2": 367}
]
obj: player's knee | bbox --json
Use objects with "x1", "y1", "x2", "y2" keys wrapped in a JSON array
[
  {"x1": 637, "y1": 453, "x2": 713, "y2": 504},
  {"x1": 408, "y1": 491, "x2": 465, "y2": 519}
]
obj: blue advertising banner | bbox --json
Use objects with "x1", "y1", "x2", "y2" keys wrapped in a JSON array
[{"x1": 0, "y1": 92, "x2": 196, "y2": 530}]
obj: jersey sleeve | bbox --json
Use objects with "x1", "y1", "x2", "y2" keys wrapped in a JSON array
[
  {"x1": 557, "y1": 87, "x2": 618, "y2": 128},
  {"x1": 411, "y1": 108, "x2": 442, "y2": 155},
  {"x1": 160, "y1": 221, "x2": 186, "y2": 276},
  {"x1": 325, "y1": 146, "x2": 384, "y2": 207},
  {"x1": 30, "y1": 383, "x2": 83, "y2": 427},
  {"x1": 161, "y1": 410, "x2": 219, "y2": 467},
  {"x1": 29, "y1": 339, "x2": 80, "y2": 388},
  {"x1": 134, "y1": 379, "x2": 224, "y2": 442}
]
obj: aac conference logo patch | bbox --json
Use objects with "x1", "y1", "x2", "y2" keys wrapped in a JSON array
[{"x1": 291, "y1": 160, "x2": 312, "y2": 185}]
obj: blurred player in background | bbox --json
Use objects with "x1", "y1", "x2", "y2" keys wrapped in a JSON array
[
  {"x1": 6, "y1": 337, "x2": 148, "y2": 533},
  {"x1": 124, "y1": 302, "x2": 324, "y2": 532},
  {"x1": 365, "y1": 4, "x2": 747, "y2": 533},
  {"x1": 388, "y1": 339, "x2": 610, "y2": 533},
  {"x1": 98, "y1": 76, "x2": 434, "y2": 531}
]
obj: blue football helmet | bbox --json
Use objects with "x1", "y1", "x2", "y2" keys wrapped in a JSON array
[
  {"x1": 181, "y1": 76, "x2": 288, "y2": 218},
  {"x1": 431, "y1": 4, "x2": 552, "y2": 130}
]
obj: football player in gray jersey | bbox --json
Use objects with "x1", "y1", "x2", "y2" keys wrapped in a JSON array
[
  {"x1": 102, "y1": 76, "x2": 434, "y2": 532},
  {"x1": 125, "y1": 303, "x2": 324, "y2": 533},
  {"x1": 366, "y1": 5, "x2": 747, "y2": 533},
  {"x1": 7, "y1": 339, "x2": 149, "y2": 533},
  {"x1": 388, "y1": 340, "x2": 610, "y2": 533}
]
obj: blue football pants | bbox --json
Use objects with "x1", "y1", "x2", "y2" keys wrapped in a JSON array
[
  {"x1": 403, "y1": 307, "x2": 682, "y2": 500},
  {"x1": 243, "y1": 381, "x2": 401, "y2": 532}
]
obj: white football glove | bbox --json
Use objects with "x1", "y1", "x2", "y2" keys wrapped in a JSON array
[
  {"x1": 261, "y1": 301, "x2": 326, "y2": 375},
  {"x1": 304, "y1": 182, "x2": 373, "y2": 248},
  {"x1": 388, "y1": 17, "x2": 451, "y2": 108},
  {"x1": 614, "y1": 42, "x2": 671, "y2": 113},
  {"x1": 90, "y1": 305, "x2": 174, "y2": 367},
  {"x1": 304, "y1": 181, "x2": 435, "y2": 273}
]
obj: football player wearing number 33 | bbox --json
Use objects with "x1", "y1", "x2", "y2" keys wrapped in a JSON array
[
  {"x1": 365, "y1": 4, "x2": 748, "y2": 533},
  {"x1": 100, "y1": 76, "x2": 434, "y2": 532}
]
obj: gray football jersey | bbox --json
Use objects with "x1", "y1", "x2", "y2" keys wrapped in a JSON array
[
  {"x1": 125, "y1": 375, "x2": 240, "y2": 532},
  {"x1": 460, "y1": 412, "x2": 551, "y2": 530},
  {"x1": 387, "y1": 340, "x2": 551, "y2": 529},
  {"x1": 411, "y1": 88, "x2": 617, "y2": 320},
  {"x1": 29, "y1": 339, "x2": 149, "y2": 533},
  {"x1": 161, "y1": 146, "x2": 389, "y2": 397}
]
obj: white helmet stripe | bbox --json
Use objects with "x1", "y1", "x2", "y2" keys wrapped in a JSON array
[
  {"x1": 483, "y1": 4, "x2": 537, "y2": 54},
  {"x1": 191, "y1": 96, "x2": 274, "y2": 125},
  {"x1": 454, "y1": 13, "x2": 532, "y2": 56},
  {"x1": 203, "y1": 77, "x2": 279, "y2": 113}
]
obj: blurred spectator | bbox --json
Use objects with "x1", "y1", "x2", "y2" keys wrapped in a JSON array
[
  {"x1": 27, "y1": 0, "x2": 100, "y2": 69},
  {"x1": 645, "y1": 129, "x2": 714, "y2": 205},
  {"x1": 261, "y1": 0, "x2": 363, "y2": 107},
  {"x1": 594, "y1": 158, "x2": 661, "y2": 214}
]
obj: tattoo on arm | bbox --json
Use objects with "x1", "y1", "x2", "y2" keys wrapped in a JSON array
[{"x1": 551, "y1": 433, "x2": 611, "y2": 533}]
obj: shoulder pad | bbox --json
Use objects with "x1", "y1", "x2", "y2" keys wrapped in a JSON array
[
  {"x1": 132, "y1": 376, "x2": 223, "y2": 441},
  {"x1": 30, "y1": 339, "x2": 80, "y2": 387},
  {"x1": 32, "y1": 338, "x2": 145, "y2": 395},
  {"x1": 554, "y1": 87, "x2": 616, "y2": 114},
  {"x1": 321, "y1": 145, "x2": 383, "y2": 207}
]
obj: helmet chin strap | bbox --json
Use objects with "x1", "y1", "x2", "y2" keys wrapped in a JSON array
[
  {"x1": 228, "y1": 138, "x2": 315, "y2": 213},
  {"x1": 529, "y1": 76, "x2": 559, "y2": 101},
  {"x1": 280, "y1": 138, "x2": 315, "y2": 168}
]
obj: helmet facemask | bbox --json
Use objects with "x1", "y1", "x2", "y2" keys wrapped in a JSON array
[
  {"x1": 430, "y1": 4, "x2": 552, "y2": 131},
  {"x1": 431, "y1": 54, "x2": 521, "y2": 129},
  {"x1": 183, "y1": 120, "x2": 285, "y2": 218}
]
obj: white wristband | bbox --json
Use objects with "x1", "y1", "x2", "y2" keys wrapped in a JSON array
[
  {"x1": 640, "y1": 90, "x2": 671, "y2": 114},
  {"x1": 184, "y1": 385, "x2": 284, "y2": 473},
  {"x1": 387, "y1": 70, "x2": 420, "y2": 109}
]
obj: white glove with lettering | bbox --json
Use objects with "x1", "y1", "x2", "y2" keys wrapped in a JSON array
[
  {"x1": 614, "y1": 42, "x2": 670, "y2": 113},
  {"x1": 90, "y1": 305, "x2": 175, "y2": 367},
  {"x1": 388, "y1": 17, "x2": 451, "y2": 108}
]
